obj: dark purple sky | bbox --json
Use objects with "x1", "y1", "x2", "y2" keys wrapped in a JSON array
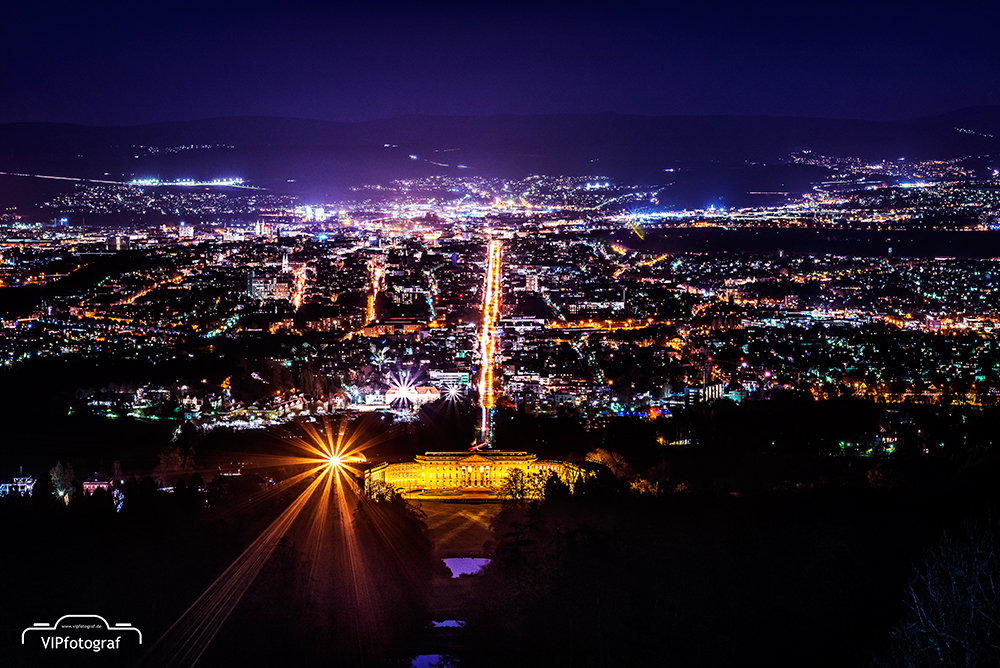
[{"x1": 4, "y1": 0, "x2": 998, "y2": 126}]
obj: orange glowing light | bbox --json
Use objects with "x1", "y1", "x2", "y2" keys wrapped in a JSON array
[
  {"x1": 140, "y1": 416, "x2": 374, "y2": 665},
  {"x1": 476, "y1": 239, "x2": 503, "y2": 445}
]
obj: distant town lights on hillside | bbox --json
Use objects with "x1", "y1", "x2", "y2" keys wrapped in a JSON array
[{"x1": 130, "y1": 177, "x2": 245, "y2": 187}]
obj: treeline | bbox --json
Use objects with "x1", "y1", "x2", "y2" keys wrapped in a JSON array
[
  {"x1": 460, "y1": 484, "x2": 963, "y2": 667},
  {"x1": 1, "y1": 471, "x2": 445, "y2": 666},
  {"x1": 496, "y1": 392, "x2": 1000, "y2": 497}
]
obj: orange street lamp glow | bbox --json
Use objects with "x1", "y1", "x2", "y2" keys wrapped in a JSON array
[{"x1": 142, "y1": 416, "x2": 372, "y2": 665}]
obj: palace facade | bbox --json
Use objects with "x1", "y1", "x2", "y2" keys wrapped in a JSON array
[{"x1": 364, "y1": 450, "x2": 579, "y2": 497}]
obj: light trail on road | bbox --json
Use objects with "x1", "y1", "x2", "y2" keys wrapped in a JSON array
[
  {"x1": 365, "y1": 257, "x2": 386, "y2": 324},
  {"x1": 0, "y1": 170, "x2": 125, "y2": 185},
  {"x1": 112, "y1": 268, "x2": 192, "y2": 307},
  {"x1": 291, "y1": 264, "x2": 308, "y2": 310},
  {"x1": 476, "y1": 239, "x2": 503, "y2": 446}
]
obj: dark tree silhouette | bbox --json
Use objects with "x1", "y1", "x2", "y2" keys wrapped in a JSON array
[{"x1": 879, "y1": 521, "x2": 1000, "y2": 667}]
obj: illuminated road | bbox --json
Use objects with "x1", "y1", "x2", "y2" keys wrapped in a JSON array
[
  {"x1": 112, "y1": 267, "x2": 193, "y2": 307},
  {"x1": 0, "y1": 171, "x2": 256, "y2": 189},
  {"x1": 476, "y1": 239, "x2": 503, "y2": 445},
  {"x1": 0, "y1": 170, "x2": 125, "y2": 185},
  {"x1": 291, "y1": 264, "x2": 308, "y2": 310},
  {"x1": 424, "y1": 261, "x2": 449, "y2": 321},
  {"x1": 365, "y1": 257, "x2": 386, "y2": 324}
]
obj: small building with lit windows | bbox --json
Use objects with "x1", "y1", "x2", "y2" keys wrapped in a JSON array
[
  {"x1": 0, "y1": 476, "x2": 36, "y2": 497},
  {"x1": 82, "y1": 475, "x2": 113, "y2": 495},
  {"x1": 364, "y1": 450, "x2": 581, "y2": 497}
]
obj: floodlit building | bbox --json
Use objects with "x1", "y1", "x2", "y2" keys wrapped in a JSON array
[
  {"x1": 82, "y1": 475, "x2": 113, "y2": 495},
  {"x1": 364, "y1": 450, "x2": 581, "y2": 496},
  {"x1": 384, "y1": 385, "x2": 441, "y2": 406},
  {"x1": 427, "y1": 370, "x2": 471, "y2": 388}
]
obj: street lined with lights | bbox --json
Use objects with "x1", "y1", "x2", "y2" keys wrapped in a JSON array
[
  {"x1": 366, "y1": 257, "x2": 386, "y2": 325},
  {"x1": 476, "y1": 239, "x2": 503, "y2": 446}
]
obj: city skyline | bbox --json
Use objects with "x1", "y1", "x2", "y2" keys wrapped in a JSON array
[{"x1": 4, "y1": 3, "x2": 1000, "y2": 665}]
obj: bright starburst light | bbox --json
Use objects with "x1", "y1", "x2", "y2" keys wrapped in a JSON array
[
  {"x1": 137, "y1": 416, "x2": 372, "y2": 667},
  {"x1": 386, "y1": 370, "x2": 419, "y2": 405}
]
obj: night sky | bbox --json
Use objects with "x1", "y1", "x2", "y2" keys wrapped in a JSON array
[{"x1": 4, "y1": 0, "x2": 999, "y2": 126}]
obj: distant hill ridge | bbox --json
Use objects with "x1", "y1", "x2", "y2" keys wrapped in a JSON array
[{"x1": 1, "y1": 108, "x2": 998, "y2": 194}]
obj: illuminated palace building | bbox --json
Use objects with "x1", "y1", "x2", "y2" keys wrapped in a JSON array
[{"x1": 364, "y1": 450, "x2": 578, "y2": 496}]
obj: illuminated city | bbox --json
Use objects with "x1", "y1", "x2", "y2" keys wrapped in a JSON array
[{"x1": 5, "y1": 2, "x2": 1000, "y2": 667}]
